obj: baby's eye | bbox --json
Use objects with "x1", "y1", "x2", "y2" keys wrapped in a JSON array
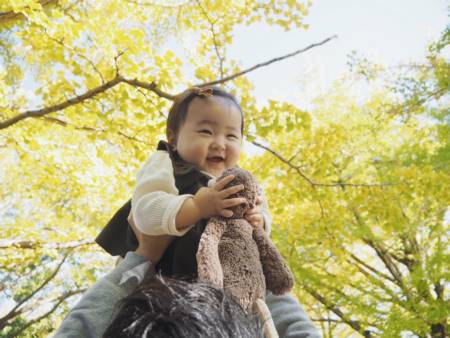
[
  {"x1": 227, "y1": 134, "x2": 239, "y2": 139},
  {"x1": 198, "y1": 129, "x2": 212, "y2": 135}
]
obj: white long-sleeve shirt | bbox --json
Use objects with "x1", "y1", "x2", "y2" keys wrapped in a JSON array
[{"x1": 131, "y1": 151, "x2": 272, "y2": 236}]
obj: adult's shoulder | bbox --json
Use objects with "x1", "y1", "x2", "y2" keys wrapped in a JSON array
[{"x1": 53, "y1": 253, "x2": 153, "y2": 338}]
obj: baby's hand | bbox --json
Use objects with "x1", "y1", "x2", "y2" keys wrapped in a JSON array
[
  {"x1": 245, "y1": 195, "x2": 264, "y2": 229},
  {"x1": 193, "y1": 175, "x2": 246, "y2": 219}
]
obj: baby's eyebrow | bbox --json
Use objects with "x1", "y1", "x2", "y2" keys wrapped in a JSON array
[
  {"x1": 197, "y1": 119, "x2": 239, "y2": 132},
  {"x1": 197, "y1": 119, "x2": 216, "y2": 126}
]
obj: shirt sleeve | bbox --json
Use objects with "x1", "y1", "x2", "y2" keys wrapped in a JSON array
[
  {"x1": 53, "y1": 252, "x2": 153, "y2": 338},
  {"x1": 260, "y1": 188, "x2": 272, "y2": 235},
  {"x1": 131, "y1": 151, "x2": 194, "y2": 236},
  {"x1": 266, "y1": 291, "x2": 322, "y2": 338}
]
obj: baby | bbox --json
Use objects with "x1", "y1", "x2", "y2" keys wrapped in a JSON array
[
  {"x1": 93, "y1": 86, "x2": 321, "y2": 337},
  {"x1": 96, "y1": 86, "x2": 271, "y2": 277}
]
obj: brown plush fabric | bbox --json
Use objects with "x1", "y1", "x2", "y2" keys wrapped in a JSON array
[
  {"x1": 196, "y1": 167, "x2": 295, "y2": 314},
  {"x1": 253, "y1": 227, "x2": 294, "y2": 295}
]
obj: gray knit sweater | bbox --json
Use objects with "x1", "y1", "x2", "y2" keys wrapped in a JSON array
[{"x1": 53, "y1": 252, "x2": 321, "y2": 338}]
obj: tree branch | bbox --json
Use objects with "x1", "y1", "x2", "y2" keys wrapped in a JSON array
[
  {"x1": 195, "y1": 0, "x2": 225, "y2": 79},
  {"x1": 1, "y1": 37, "x2": 336, "y2": 130},
  {"x1": 309, "y1": 262, "x2": 393, "y2": 308},
  {"x1": 0, "y1": 75, "x2": 123, "y2": 129},
  {"x1": 56, "y1": 0, "x2": 82, "y2": 22},
  {"x1": 121, "y1": 78, "x2": 175, "y2": 100},
  {"x1": 431, "y1": 323, "x2": 447, "y2": 338},
  {"x1": 365, "y1": 239, "x2": 407, "y2": 291},
  {"x1": 0, "y1": 239, "x2": 94, "y2": 250},
  {"x1": 194, "y1": 35, "x2": 338, "y2": 87},
  {"x1": 311, "y1": 318, "x2": 346, "y2": 323},
  {"x1": 351, "y1": 209, "x2": 407, "y2": 291},
  {"x1": 0, "y1": 0, "x2": 58, "y2": 22},
  {"x1": 0, "y1": 75, "x2": 174, "y2": 130},
  {"x1": 388, "y1": 87, "x2": 447, "y2": 117},
  {"x1": 348, "y1": 259, "x2": 405, "y2": 303},
  {"x1": 251, "y1": 140, "x2": 398, "y2": 188},
  {"x1": 4, "y1": 288, "x2": 86, "y2": 338},
  {"x1": 347, "y1": 251, "x2": 429, "y2": 321},
  {"x1": 304, "y1": 286, "x2": 374, "y2": 337},
  {"x1": 41, "y1": 116, "x2": 149, "y2": 144},
  {"x1": 0, "y1": 251, "x2": 71, "y2": 329},
  {"x1": 126, "y1": 0, "x2": 192, "y2": 8},
  {"x1": 43, "y1": 30, "x2": 105, "y2": 83},
  {"x1": 349, "y1": 253, "x2": 396, "y2": 283}
]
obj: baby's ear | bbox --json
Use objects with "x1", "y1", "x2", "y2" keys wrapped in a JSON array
[{"x1": 167, "y1": 130, "x2": 177, "y2": 149}]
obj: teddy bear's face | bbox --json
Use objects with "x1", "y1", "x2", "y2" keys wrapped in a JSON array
[{"x1": 219, "y1": 167, "x2": 260, "y2": 219}]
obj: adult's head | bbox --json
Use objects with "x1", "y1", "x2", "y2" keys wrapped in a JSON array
[{"x1": 103, "y1": 276, "x2": 263, "y2": 338}]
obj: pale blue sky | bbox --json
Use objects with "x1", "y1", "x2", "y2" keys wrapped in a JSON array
[{"x1": 228, "y1": 0, "x2": 449, "y2": 107}]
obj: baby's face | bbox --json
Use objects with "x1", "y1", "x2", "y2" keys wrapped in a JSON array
[{"x1": 172, "y1": 96, "x2": 242, "y2": 177}]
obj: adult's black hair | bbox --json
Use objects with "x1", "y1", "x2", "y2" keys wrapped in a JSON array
[{"x1": 103, "y1": 276, "x2": 263, "y2": 338}]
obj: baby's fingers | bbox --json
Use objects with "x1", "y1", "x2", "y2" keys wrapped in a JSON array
[
  {"x1": 245, "y1": 214, "x2": 263, "y2": 228},
  {"x1": 222, "y1": 197, "x2": 246, "y2": 209},
  {"x1": 220, "y1": 184, "x2": 244, "y2": 198},
  {"x1": 245, "y1": 208, "x2": 257, "y2": 216},
  {"x1": 256, "y1": 195, "x2": 263, "y2": 205},
  {"x1": 220, "y1": 209, "x2": 234, "y2": 218},
  {"x1": 213, "y1": 175, "x2": 235, "y2": 190},
  {"x1": 246, "y1": 213, "x2": 262, "y2": 222}
]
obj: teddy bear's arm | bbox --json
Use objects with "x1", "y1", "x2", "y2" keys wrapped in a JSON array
[
  {"x1": 196, "y1": 218, "x2": 226, "y2": 288},
  {"x1": 253, "y1": 227, "x2": 295, "y2": 295}
]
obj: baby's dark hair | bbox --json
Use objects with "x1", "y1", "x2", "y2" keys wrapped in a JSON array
[
  {"x1": 166, "y1": 86, "x2": 244, "y2": 145},
  {"x1": 103, "y1": 275, "x2": 263, "y2": 338}
]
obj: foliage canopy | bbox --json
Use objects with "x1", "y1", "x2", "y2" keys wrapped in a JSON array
[{"x1": 0, "y1": 1, "x2": 448, "y2": 337}]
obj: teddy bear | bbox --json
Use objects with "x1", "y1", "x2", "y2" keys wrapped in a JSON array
[{"x1": 196, "y1": 167, "x2": 295, "y2": 338}]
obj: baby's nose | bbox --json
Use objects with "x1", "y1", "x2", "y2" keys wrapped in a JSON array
[{"x1": 211, "y1": 137, "x2": 226, "y2": 149}]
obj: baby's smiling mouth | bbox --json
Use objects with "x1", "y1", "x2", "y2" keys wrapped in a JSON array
[{"x1": 207, "y1": 156, "x2": 225, "y2": 163}]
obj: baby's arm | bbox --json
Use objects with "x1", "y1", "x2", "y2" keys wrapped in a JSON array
[
  {"x1": 132, "y1": 152, "x2": 246, "y2": 236},
  {"x1": 132, "y1": 151, "x2": 194, "y2": 236}
]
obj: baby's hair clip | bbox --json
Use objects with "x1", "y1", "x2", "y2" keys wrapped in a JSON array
[{"x1": 191, "y1": 86, "x2": 214, "y2": 97}]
